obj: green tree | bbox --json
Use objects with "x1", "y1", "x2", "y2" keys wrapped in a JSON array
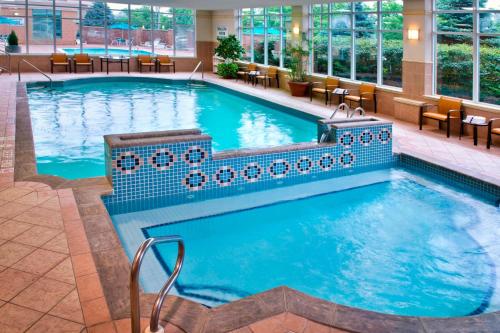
[
  {"x1": 83, "y1": 2, "x2": 114, "y2": 27},
  {"x1": 131, "y1": 6, "x2": 152, "y2": 29}
]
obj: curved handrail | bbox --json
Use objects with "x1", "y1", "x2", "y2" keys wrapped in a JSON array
[
  {"x1": 0, "y1": 49, "x2": 11, "y2": 74},
  {"x1": 130, "y1": 236, "x2": 185, "y2": 333},
  {"x1": 18, "y1": 59, "x2": 53, "y2": 87},
  {"x1": 188, "y1": 61, "x2": 204, "y2": 81}
]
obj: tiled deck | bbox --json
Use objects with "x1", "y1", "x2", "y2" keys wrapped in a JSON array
[{"x1": 0, "y1": 72, "x2": 499, "y2": 332}]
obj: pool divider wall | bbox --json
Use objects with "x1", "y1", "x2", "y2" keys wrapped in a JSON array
[{"x1": 103, "y1": 118, "x2": 393, "y2": 214}]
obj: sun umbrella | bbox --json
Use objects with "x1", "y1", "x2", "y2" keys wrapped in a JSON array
[{"x1": 108, "y1": 23, "x2": 137, "y2": 30}]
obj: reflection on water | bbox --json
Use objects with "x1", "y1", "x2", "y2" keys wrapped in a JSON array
[{"x1": 28, "y1": 82, "x2": 316, "y2": 179}]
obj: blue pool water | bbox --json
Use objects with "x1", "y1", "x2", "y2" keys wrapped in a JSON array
[
  {"x1": 62, "y1": 48, "x2": 151, "y2": 55},
  {"x1": 112, "y1": 170, "x2": 500, "y2": 317},
  {"x1": 27, "y1": 80, "x2": 316, "y2": 179}
]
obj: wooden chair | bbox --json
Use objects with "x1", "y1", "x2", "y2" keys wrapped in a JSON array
[
  {"x1": 487, "y1": 118, "x2": 500, "y2": 149},
  {"x1": 50, "y1": 53, "x2": 70, "y2": 73},
  {"x1": 245, "y1": 63, "x2": 258, "y2": 84},
  {"x1": 344, "y1": 83, "x2": 377, "y2": 113},
  {"x1": 310, "y1": 76, "x2": 339, "y2": 105},
  {"x1": 419, "y1": 96, "x2": 464, "y2": 138},
  {"x1": 255, "y1": 66, "x2": 279, "y2": 88},
  {"x1": 156, "y1": 55, "x2": 175, "y2": 73},
  {"x1": 137, "y1": 55, "x2": 155, "y2": 72},
  {"x1": 73, "y1": 54, "x2": 94, "y2": 73}
]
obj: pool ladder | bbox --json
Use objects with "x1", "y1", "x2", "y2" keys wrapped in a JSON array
[
  {"x1": 187, "y1": 61, "x2": 207, "y2": 88},
  {"x1": 329, "y1": 103, "x2": 366, "y2": 119},
  {"x1": 18, "y1": 58, "x2": 53, "y2": 88},
  {"x1": 130, "y1": 236, "x2": 185, "y2": 333}
]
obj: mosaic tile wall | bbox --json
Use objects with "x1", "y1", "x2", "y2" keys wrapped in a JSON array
[{"x1": 103, "y1": 121, "x2": 393, "y2": 214}]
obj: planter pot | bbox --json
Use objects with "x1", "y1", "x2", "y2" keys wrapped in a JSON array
[
  {"x1": 5, "y1": 45, "x2": 20, "y2": 53},
  {"x1": 288, "y1": 81, "x2": 309, "y2": 97}
]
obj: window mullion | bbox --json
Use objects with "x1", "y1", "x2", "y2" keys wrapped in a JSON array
[
  {"x1": 351, "y1": 3, "x2": 355, "y2": 80},
  {"x1": 472, "y1": 0, "x2": 480, "y2": 102},
  {"x1": 279, "y1": 7, "x2": 284, "y2": 68},
  {"x1": 25, "y1": 0, "x2": 29, "y2": 53},
  {"x1": 377, "y1": 1, "x2": 383, "y2": 85},
  {"x1": 264, "y1": 10, "x2": 268, "y2": 65},
  {"x1": 52, "y1": 0, "x2": 56, "y2": 52},
  {"x1": 327, "y1": 6, "x2": 332, "y2": 76}
]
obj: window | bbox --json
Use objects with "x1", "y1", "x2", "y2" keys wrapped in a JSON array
[
  {"x1": 434, "y1": 0, "x2": 500, "y2": 105},
  {"x1": 0, "y1": 1, "x2": 28, "y2": 53},
  {"x1": 0, "y1": 0, "x2": 196, "y2": 57},
  {"x1": 237, "y1": 6, "x2": 292, "y2": 67},
  {"x1": 310, "y1": 1, "x2": 403, "y2": 87}
]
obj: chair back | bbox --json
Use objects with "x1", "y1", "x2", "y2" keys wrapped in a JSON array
[
  {"x1": 360, "y1": 83, "x2": 376, "y2": 100},
  {"x1": 267, "y1": 66, "x2": 278, "y2": 77},
  {"x1": 157, "y1": 55, "x2": 172, "y2": 64},
  {"x1": 247, "y1": 63, "x2": 257, "y2": 71},
  {"x1": 325, "y1": 76, "x2": 339, "y2": 89},
  {"x1": 137, "y1": 55, "x2": 152, "y2": 63},
  {"x1": 74, "y1": 53, "x2": 90, "y2": 63},
  {"x1": 52, "y1": 53, "x2": 68, "y2": 63},
  {"x1": 437, "y1": 96, "x2": 462, "y2": 115}
]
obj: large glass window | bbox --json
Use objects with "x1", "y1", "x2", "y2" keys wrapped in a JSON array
[
  {"x1": 310, "y1": 1, "x2": 403, "y2": 87},
  {"x1": 237, "y1": 6, "x2": 292, "y2": 67},
  {"x1": 434, "y1": 0, "x2": 500, "y2": 105},
  {"x1": 0, "y1": 0, "x2": 195, "y2": 57}
]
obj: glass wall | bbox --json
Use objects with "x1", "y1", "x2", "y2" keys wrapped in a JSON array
[
  {"x1": 236, "y1": 6, "x2": 292, "y2": 68},
  {"x1": 310, "y1": 0, "x2": 403, "y2": 87},
  {"x1": 434, "y1": 0, "x2": 500, "y2": 105},
  {"x1": 0, "y1": 0, "x2": 195, "y2": 57}
]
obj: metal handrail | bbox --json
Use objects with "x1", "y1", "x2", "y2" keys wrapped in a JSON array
[
  {"x1": 130, "y1": 236, "x2": 185, "y2": 333},
  {"x1": 18, "y1": 59, "x2": 53, "y2": 87},
  {"x1": 0, "y1": 49, "x2": 11, "y2": 74},
  {"x1": 188, "y1": 61, "x2": 204, "y2": 81}
]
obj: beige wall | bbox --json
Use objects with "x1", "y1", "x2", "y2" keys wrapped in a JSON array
[{"x1": 211, "y1": 10, "x2": 236, "y2": 41}]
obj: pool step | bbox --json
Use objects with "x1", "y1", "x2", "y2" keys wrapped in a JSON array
[{"x1": 186, "y1": 82, "x2": 208, "y2": 89}]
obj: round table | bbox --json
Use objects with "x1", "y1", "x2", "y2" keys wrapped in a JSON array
[{"x1": 461, "y1": 120, "x2": 488, "y2": 146}]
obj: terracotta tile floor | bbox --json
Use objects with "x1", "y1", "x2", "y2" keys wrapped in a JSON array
[{"x1": 0, "y1": 72, "x2": 498, "y2": 332}]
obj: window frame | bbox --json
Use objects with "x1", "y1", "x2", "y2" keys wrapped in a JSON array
[
  {"x1": 433, "y1": 0, "x2": 500, "y2": 105},
  {"x1": 0, "y1": 0, "x2": 196, "y2": 57},
  {"x1": 309, "y1": 1, "x2": 403, "y2": 88},
  {"x1": 236, "y1": 6, "x2": 291, "y2": 68}
]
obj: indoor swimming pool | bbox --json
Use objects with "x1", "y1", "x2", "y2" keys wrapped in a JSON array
[{"x1": 27, "y1": 78, "x2": 316, "y2": 179}]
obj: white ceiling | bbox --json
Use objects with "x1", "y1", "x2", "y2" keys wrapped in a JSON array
[{"x1": 106, "y1": 0, "x2": 337, "y2": 10}]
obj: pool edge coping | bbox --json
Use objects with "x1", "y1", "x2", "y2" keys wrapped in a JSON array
[{"x1": 14, "y1": 77, "x2": 500, "y2": 333}]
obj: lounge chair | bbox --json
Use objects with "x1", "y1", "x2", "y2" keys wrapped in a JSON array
[
  {"x1": 345, "y1": 83, "x2": 377, "y2": 113},
  {"x1": 487, "y1": 118, "x2": 500, "y2": 149},
  {"x1": 419, "y1": 96, "x2": 464, "y2": 138},
  {"x1": 73, "y1": 54, "x2": 94, "y2": 73},
  {"x1": 310, "y1": 76, "x2": 339, "y2": 105},
  {"x1": 156, "y1": 55, "x2": 175, "y2": 73},
  {"x1": 255, "y1": 66, "x2": 279, "y2": 88},
  {"x1": 137, "y1": 55, "x2": 155, "y2": 72},
  {"x1": 50, "y1": 53, "x2": 70, "y2": 73}
]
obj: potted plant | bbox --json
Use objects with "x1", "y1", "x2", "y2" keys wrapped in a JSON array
[
  {"x1": 6, "y1": 31, "x2": 21, "y2": 53},
  {"x1": 287, "y1": 40, "x2": 309, "y2": 97},
  {"x1": 214, "y1": 34, "x2": 245, "y2": 79}
]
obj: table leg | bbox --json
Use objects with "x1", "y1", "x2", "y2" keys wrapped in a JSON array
[
  {"x1": 473, "y1": 125, "x2": 478, "y2": 146},
  {"x1": 127, "y1": 60, "x2": 130, "y2": 74},
  {"x1": 107, "y1": 60, "x2": 109, "y2": 75},
  {"x1": 100, "y1": 58, "x2": 103, "y2": 72},
  {"x1": 121, "y1": 61, "x2": 123, "y2": 72}
]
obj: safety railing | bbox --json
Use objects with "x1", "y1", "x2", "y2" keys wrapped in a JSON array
[
  {"x1": 130, "y1": 236, "x2": 185, "y2": 333},
  {"x1": 188, "y1": 61, "x2": 204, "y2": 81},
  {"x1": 18, "y1": 59, "x2": 53, "y2": 88},
  {"x1": 0, "y1": 49, "x2": 11, "y2": 74}
]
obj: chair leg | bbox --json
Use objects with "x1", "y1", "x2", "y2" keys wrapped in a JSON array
[
  {"x1": 446, "y1": 119, "x2": 450, "y2": 138},
  {"x1": 325, "y1": 93, "x2": 328, "y2": 105},
  {"x1": 276, "y1": 78, "x2": 279, "y2": 88},
  {"x1": 374, "y1": 95, "x2": 377, "y2": 113},
  {"x1": 487, "y1": 132, "x2": 492, "y2": 149},
  {"x1": 173, "y1": 63, "x2": 175, "y2": 73}
]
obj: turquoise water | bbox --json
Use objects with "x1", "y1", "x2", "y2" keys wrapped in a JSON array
[
  {"x1": 28, "y1": 80, "x2": 316, "y2": 179},
  {"x1": 139, "y1": 175, "x2": 499, "y2": 317},
  {"x1": 62, "y1": 48, "x2": 151, "y2": 55}
]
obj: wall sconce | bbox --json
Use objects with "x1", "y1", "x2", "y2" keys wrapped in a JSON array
[
  {"x1": 292, "y1": 26, "x2": 300, "y2": 35},
  {"x1": 407, "y1": 28, "x2": 419, "y2": 40}
]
